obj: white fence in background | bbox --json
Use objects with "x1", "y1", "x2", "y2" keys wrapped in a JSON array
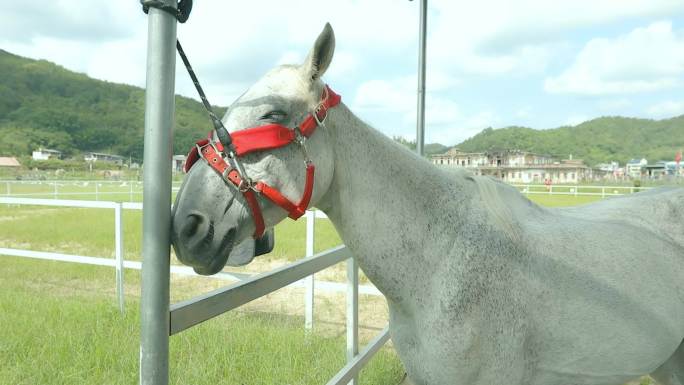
[
  {"x1": 2, "y1": 180, "x2": 656, "y2": 202},
  {"x1": 0, "y1": 180, "x2": 182, "y2": 201},
  {"x1": 512, "y1": 184, "x2": 653, "y2": 197},
  {"x1": 0, "y1": 197, "x2": 381, "y2": 318},
  {"x1": 0, "y1": 196, "x2": 386, "y2": 385}
]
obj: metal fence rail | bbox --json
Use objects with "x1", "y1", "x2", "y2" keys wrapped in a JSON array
[{"x1": 170, "y1": 245, "x2": 350, "y2": 334}]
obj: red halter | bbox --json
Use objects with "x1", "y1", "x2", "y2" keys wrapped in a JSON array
[{"x1": 184, "y1": 85, "x2": 341, "y2": 239}]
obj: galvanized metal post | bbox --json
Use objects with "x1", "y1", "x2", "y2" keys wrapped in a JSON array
[
  {"x1": 304, "y1": 210, "x2": 315, "y2": 330},
  {"x1": 115, "y1": 202, "x2": 125, "y2": 313},
  {"x1": 415, "y1": 0, "x2": 427, "y2": 157},
  {"x1": 346, "y1": 257, "x2": 359, "y2": 385},
  {"x1": 140, "y1": 1, "x2": 177, "y2": 384}
]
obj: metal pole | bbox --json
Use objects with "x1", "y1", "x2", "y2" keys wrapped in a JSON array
[
  {"x1": 415, "y1": 0, "x2": 427, "y2": 156},
  {"x1": 115, "y1": 203, "x2": 125, "y2": 313},
  {"x1": 140, "y1": 1, "x2": 177, "y2": 384},
  {"x1": 54, "y1": 181, "x2": 58, "y2": 199},
  {"x1": 346, "y1": 257, "x2": 359, "y2": 385},
  {"x1": 304, "y1": 210, "x2": 315, "y2": 330}
]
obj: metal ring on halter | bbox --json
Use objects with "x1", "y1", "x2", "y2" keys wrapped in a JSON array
[
  {"x1": 294, "y1": 130, "x2": 312, "y2": 165},
  {"x1": 238, "y1": 177, "x2": 257, "y2": 192},
  {"x1": 313, "y1": 105, "x2": 326, "y2": 127}
]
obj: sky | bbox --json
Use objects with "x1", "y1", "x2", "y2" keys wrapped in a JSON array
[{"x1": 1, "y1": 1, "x2": 683, "y2": 146}]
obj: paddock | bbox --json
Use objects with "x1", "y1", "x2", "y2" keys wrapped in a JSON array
[{"x1": 0, "y1": 193, "x2": 659, "y2": 384}]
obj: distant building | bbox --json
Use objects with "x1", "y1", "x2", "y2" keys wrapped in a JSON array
[
  {"x1": 432, "y1": 148, "x2": 488, "y2": 168},
  {"x1": 32, "y1": 148, "x2": 62, "y2": 161},
  {"x1": 0, "y1": 157, "x2": 21, "y2": 167},
  {"x1": 431, "y1": 149, "x2": 595, "y2": 183},
  {"x1": 643, "y1": 161, "x2": 669, "y2": 179},
  {"x1": 595, "y1": 161, "x2": 625, "y2": 180},
  {"x1": 172, "y1": 155, "x2": 187, "y2": 173},
  {"x1": 664, "y1": 161, "x2": 683, "y2": 177},
  {"x1": 84, "y1": 152, "x2": 125, "y2": 165},
  {"x1": 625, "y1": 158, "x2": 648, "y2": 178}
]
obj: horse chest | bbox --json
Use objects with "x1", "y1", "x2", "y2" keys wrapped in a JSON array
[{"x1": 386, "y1": 260, "x2": 533, "y2": 385}]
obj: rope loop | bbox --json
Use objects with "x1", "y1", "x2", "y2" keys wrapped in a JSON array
[{"x1": 140, "y1": 0, "x2": 192, "y2": 23}]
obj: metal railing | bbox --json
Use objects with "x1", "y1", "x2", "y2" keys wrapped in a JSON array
[{"x1": 0, "y1": 197, "x2": 387, "y2": 385}]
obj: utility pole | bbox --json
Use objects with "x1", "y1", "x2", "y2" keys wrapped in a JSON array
[{"x1": 415, "y1": 0, "x2": 427, "y2": 156}]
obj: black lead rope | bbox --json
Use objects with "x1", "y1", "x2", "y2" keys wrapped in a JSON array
[
  {"x1": 140, "y1": 0, "x2": 235, "y2": 155},
  {"x1": 174, "y1": 40, "x2": 235, "y2": 153}
]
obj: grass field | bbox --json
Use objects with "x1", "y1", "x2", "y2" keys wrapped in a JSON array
[
  {"x1": 0, "y1": 258, "x2": 401, "y2": 385},
  {"x1": 0, "y1": 192, "x2": 656, "y2": 385}
]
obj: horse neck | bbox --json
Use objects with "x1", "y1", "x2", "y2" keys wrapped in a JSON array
[{"x1": 316, "y1": 104, "x2": 473, "y2": 304}]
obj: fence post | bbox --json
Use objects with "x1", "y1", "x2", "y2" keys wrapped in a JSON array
[
  {"x1": 54, "y1": 181, "x2": 58, "y2": 199},
  {"x1": 140, "y1": 1, "x2": 177, "y2": 383},
  {"x1": 574, "y1": 185, "x2": 578, "y2": 197},
  {"x1": 346, "y1": 256, "x2": 359, "y2": 385},
  {"x1": 6, "y1": 182, "x2": 9, "y2": 196},
  {"x1": 304, "y1": 210, "x2": 315, "y2": 330},
  {"x1": 601, "y1": 187, "x2": 605, "y2": 198},
  {"x1": 130, "y1": 182, "x2": 134, "y2": 202},
  {"x1": 95, "y1": 183, "x2": 99, "y2": 201},
  {"x1": 115, "y1": 203, "x2": 125, "y2": 313},
  {"x1": 549, "y1": 185, "x2": 553, "y2": 195}
]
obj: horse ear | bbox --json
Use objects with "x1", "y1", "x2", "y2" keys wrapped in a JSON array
[{"x1": 303, "y1": 23, "x2": 335, "y2": 82}]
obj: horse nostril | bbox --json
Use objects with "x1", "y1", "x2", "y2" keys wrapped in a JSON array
[{"x1": 182, "y1": 213, "x2": 205, "y2": 239}]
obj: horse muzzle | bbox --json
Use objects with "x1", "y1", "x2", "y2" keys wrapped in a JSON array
[{"x1": 171, "y1": 161, "x2": 274, "y2": 275}]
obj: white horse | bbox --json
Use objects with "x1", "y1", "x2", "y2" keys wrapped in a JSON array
[{"x1": 171, "y1": 24, "x2": 684, "y2": 385}]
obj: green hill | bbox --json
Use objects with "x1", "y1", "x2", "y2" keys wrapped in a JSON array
[
  {"x1": 2, "y1": 49, "x2": 682, "y2": 167},
  {"x1": 0, "y1": 49, "x2": 223, "y2": 161},
  {"x1": 455, "y1": 116, "x2": 684, "y2": 166}
]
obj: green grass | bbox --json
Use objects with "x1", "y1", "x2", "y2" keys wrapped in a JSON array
[
  {"x1": 0, "y1": 257, "x2": 403, "y2": 385},
  {"x1": 525, "y1": 194, "x2": 604, "y2": 207}
]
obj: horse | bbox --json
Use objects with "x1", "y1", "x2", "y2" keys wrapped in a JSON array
[{"x1": 171, "y1": 24, "x2": 684, "y2": 385}]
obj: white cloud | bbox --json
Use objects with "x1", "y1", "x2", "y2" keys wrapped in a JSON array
[
  {"x1": 545, "y1": 21, "x2": 684, "y2": 95},
  {"x1": 646, "y1": 100, "x2": 684, "y2": 118},
  {"x1": 428, "y1": 0, "x2": 684, "y2": 76},
  {"x1": 564, "y1": 115, "x2": 589, "y2": 126},
  {"x1": 353, "y1": 77, "x2": 496, "y2": 144},
  {"x1": 598, "y1": 98, "x2": 633, "y2": 111}
]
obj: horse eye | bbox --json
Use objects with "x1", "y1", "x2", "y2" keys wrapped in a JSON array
[{"x1": 261, "y1": 111, "x2": 288, "y2": 122}]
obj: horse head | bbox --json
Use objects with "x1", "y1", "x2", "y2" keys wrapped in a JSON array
[{"x1": 172, "y1": 24, "x2": 338, "y2": 275}]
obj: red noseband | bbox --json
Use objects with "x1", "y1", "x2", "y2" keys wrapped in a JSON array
[{"x1": 184, "y1": 85, "x2": 341, "y2": 239}]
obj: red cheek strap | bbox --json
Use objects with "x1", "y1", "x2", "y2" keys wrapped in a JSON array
[{"x1": 255, "y1": 163, "x2": 315, "y2": 220}]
